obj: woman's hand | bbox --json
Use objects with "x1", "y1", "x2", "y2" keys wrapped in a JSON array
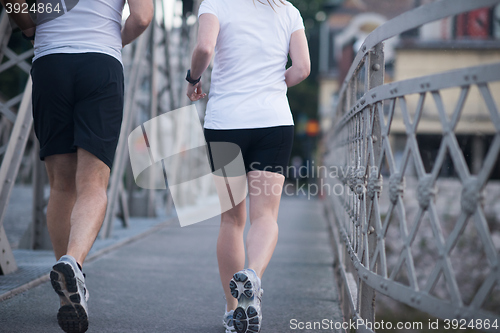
[
  {"x1": 187, "y1": 82, "x2": 207, "y2": 101},
  {"x1": 187, "y1": 13, "x2": 219, "y2": 101}
]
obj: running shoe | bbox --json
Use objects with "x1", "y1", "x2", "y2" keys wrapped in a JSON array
[
  {"x1": 50, "y1": 255, "x2": 89, "y2": 333},
  {"x1": 223, "y1": 308, "x2": 236, "y2": 333},
  {"x1": 229, "y1": 269, "x2": 263, "y2": 333}
]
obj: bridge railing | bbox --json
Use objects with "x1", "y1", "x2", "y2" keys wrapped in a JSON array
[{"x1": 321, "y1": 0, "x2": 500, "y2": 331}]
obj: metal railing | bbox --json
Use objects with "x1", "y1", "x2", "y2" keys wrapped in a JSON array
[
  {"x1": 321, "y1": 0, "x2": 500, "y2": 331},
  {"x1": 0, "y1": 9, "x2": 34, "y2": 274}
]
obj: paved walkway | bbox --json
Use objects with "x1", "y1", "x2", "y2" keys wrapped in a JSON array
[{"x1": 0, "y1": 198, "x2": 342, "y2": 333}]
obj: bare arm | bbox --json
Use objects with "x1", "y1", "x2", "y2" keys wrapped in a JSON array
[
  {"x1": 187, "y1": 13, "x2": 219, "y2": 101},
  {"x1": 0, "y1": 0, "x2": 36, "y2": 37},
  {"x1": 285, "y1": 29, "x2": 310, "y2": 88},
  {"x1": 121, "y1": 0, "x2": 154, "y2": 47}
]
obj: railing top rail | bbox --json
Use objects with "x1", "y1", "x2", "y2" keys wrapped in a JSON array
[
  {"x1": 336, "y1": 0, "x2": 500, "y2": 115},
  {"x1": 334, "y1": 62, "x2": 500, "y2": 134}
]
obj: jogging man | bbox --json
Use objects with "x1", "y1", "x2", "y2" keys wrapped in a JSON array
[{"x1": 1, "y1": 1, "x2": 153, "y2": 332}]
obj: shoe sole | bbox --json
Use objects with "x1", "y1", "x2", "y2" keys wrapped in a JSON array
[
  {"x1": 229, "y1": 272, "x2": 255, "y2": 299},
  {"x1": 233, "y1": 306, "x2": 261, "y2": 333},
  {"x1": 230, "y1": 271, "x2": 261, "y2": 333},
  {"x1": 50, "y1": 263, "x2": 88, "y2": 333}
]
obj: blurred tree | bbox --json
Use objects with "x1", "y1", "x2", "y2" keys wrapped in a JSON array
[
  {"x1": 288, "y1": 0, "x2": 326, "y2": 27},
  {"x1": 0, "y1": 5, "x2": 33, "y2": 101},
  {"x1": 286, "y1": 0, "x2": 327, "y2": 162},
  {"x1": 0, "y1": 34, "x2": 32, "y2": 101}
]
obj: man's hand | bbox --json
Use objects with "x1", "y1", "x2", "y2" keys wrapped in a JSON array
[
  {"x1": 0, "y1": 0, "x2": 36, "y2": 44},
  {"x1": 186, "y1": 82, "x2": 206, "y2": 102}
]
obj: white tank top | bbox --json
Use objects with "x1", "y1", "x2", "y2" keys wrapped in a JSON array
[{"x1": 33, "y1": 0, "x2": 125, "y2": 64}]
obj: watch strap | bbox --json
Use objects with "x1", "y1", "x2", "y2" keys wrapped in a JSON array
[{"x1": 186, "y1": 69, "x2": 201, "y2": 86}]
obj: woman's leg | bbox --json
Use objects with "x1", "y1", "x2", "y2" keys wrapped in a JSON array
[
  {"x1": 218, "y1": 199, "x2": 247, "y2": 311},
  {"x1": 246, "y1": 170, "x2": 285, "y2": 278}
]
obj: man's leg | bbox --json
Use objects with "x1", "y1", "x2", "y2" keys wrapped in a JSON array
[
  {"x1": 65, "y1": 148, "x2": 111, "y2": 267},
  {"x1": 45, "y1": 148, "x2": 110, "y2": 266},
  {"x1": 45, "y1": 153, "x2": 78, "y2": 260},
  {"x1": 46, "y1": 149, "x2": 108, "y2": 332}
]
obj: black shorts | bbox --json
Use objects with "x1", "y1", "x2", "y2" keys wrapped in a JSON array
[
  {"x1": 31, "y1": 53, "x2": 124, "y2": 169},
  {"x1": 204, "y1": 126, "x2": 294, "y2": 175}
]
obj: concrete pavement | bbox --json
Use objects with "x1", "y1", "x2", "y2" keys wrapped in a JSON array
[{"x1": 0, "y1": 197, "x2": 342, "y2": 333}]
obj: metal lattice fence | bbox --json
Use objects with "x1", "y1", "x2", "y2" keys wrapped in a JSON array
[
  {"x1": 0, "y1": 9, "x2": 34, "y2": 274},
  {"x1": 322, "y1": 0, "x2": 500, "y2": 331}
]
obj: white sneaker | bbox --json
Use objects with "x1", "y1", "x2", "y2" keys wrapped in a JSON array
[
  {"x1": 50, "y1": 255, "x2": 89, "y2": 333},
  {"x1": 230, "y1": 269, "x2": 263, "y2": 333},
  {"x1": 223, "y1": 308, "x2": 237, "y2": 333}
]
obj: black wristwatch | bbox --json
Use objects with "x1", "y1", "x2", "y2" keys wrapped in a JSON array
[
  {"x1": 186, "y1": 69, "x2": 201, "y2": 86},
  {"x1": 22, "y1": 31, "x2": 36, "y2": 41}
]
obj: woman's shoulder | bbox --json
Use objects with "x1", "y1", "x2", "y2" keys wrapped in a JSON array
[{"x1": 280, "y1": 1, "x2": 302, "y2": 17}]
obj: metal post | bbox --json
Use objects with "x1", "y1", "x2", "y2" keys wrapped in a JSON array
[
  {"x1": 147, "y1": 3, "x2": 159, "y2": 217},
  {"x1": 0, "y1": 79, "x2": 33, "y2": 274},
  {"x1": 0, "y1": 225, "x2": 16, "y2": 275},
  {"x1": 0, "y1": 12, "x2": 13, "y2": 63},
  {"x1": 32, "y1": 154, "x2": 51, "y2": 249},
  {"x1": 19, "y1": 144, "x2": 52, "y2": 250},
  {"x1": 101, "y1": 29, "x2": 150, "y2": 238},
  {"x1": 319, "y1": 20, "x2": 330, "y2": 74},
  {"x1": 117, "y1": 182, "x2": 130, "y2": 227},
  {"x1": 358, "y1": 42, "x2": 384, "y2": 325},
  {"x1": 472, "y1": 135, "x2": 484, "y2": 174}
]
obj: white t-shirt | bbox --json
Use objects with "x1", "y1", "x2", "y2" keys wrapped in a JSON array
[
  {"x1": 33, "y1": 0, "x2": 125, "y2": 64},
  {"x1": 198, "y1": 0, "x2": 304, "y2": 129}
]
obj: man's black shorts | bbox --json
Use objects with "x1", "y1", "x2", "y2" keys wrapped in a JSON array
[
  {"x1": 204, "y1": 126, "x2": 294, "y2": 175},
  {"x1": 31, "y1": 52, "x2": 124, "y2": 169}
]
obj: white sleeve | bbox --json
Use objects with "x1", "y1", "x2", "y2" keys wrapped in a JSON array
[
  {"x1": 290, "y1": 6, "x2": 305, "y2": 33},
  {"x1": 198, "y1": 0, "x2": 218, "y2": 18}
]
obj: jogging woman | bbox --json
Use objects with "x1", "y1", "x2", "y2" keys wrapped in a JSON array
[{"x1": 187, "y1": 1, "x2": 310, "y2": 332}]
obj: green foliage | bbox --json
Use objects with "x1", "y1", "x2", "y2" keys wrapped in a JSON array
[
  {"x1": 285, "y1": 0, "x2": 327, "y2": 162},
  {"x1": 288, "y1": 0, "x2": 326, "y2": 27},
  {"x1": 285, "y1": 0, "x2": 327, "y2": 121},
  {"x1": 0, "y1": 33, "x2": 32, "y2": 101},
  {"x1": 288, "y1": 77, "x2": 318, "y2": 120}
]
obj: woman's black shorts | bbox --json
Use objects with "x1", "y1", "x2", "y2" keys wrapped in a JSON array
[
  {"x1": 31, "y1": 53, "x2": 124, "y2": 169},
  {"x1": 204, "y1": 126, "x2": 294, "y2": 175}
]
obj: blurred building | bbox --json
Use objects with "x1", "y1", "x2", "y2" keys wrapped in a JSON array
[{"x1": 319, "y1": 0, "x2": 500, "y2": 179}]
